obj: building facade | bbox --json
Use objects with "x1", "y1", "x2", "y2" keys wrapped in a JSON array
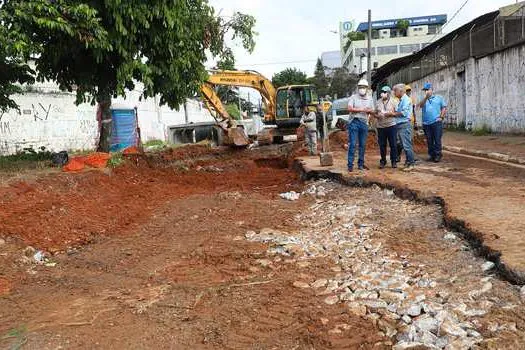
[
  {"x1": 373, "y1": 2, "x2": 525, "y2": 133},
  {"x1": 320, "y1": 50, "x2": 342, "y2": 76},
  {"x1": 340, "y1": 15, "x2": 447, "y2": 73}
]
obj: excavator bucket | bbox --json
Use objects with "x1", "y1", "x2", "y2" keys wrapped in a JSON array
[{"x1": 227, "y1": 127, "x2": 250, "y2": 147}]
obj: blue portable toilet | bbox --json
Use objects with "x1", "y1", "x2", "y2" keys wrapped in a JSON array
[{"x1": 110, "y1": 108, "x2": 137, "y2": 152}]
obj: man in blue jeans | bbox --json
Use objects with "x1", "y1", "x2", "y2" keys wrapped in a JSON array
[
  {"x1": 347, "y1": 79, "x2": 374, "y2": 172},
  {"x1": 392, "y1": 84, "x2": 416, "y2": 171},
  {"x1": 375, "y1": 86, "x2": 398, "y2": 169},
  {"x1": 419, "y1": 82, "x2": 447, "y2": 162}
]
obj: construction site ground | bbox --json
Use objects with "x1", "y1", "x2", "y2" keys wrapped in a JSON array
[
  {"x1": 443, "y1": 131, "x2": 525, "y2": 161},
  {"x1": 0, "y1": 139, "x2": 524, "y2": 349},
  {"x1": 305, "y1": 130, "x2": 525, "y2": 282}
]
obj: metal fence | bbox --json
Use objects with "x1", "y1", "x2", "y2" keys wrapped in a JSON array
[{"x1": 387, "y1": 14, "x2": 525, "y2": 85}]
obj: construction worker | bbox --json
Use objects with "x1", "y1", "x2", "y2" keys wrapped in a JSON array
[
  {"x1": 347, "y1": 79, "x2": 374, "y2": 172},
  {"x1": 419, "y1": 82, "x2": 447, "y2": 162},
  {"x1": 374, "y1": 86, "x2": 398, "y2": 169},
  {"x1": 392, "y1": 84, "x2": 416, "y2": 170},
  {"x1": 300, "y1": 105, "x2": 317, "y2": 156},
  {"x1": 405, "y1": 85, "x2": 418, "y2": 129},
  {"x1": 316, "y1": 103, "x2": 326, "y2": 142}
]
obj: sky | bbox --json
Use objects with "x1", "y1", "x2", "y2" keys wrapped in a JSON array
[{"x1": 208, "y1": 0, "x2": 516, "y2": 79}]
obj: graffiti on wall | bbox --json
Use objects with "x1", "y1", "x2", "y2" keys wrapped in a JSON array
[
  {"x1": 0, "y1": 121, "x2": 10, "y2": 135},
  {"x1": 0, "y1": 103, "x2": 53, "y2": 123}
]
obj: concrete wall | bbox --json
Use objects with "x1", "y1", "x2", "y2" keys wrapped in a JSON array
[
  {"x1": 389, "y1": 44, "x2": 525, "y2": 133},
  {"x1": 0, "y1": 83, "x2": 214, "y2": 155},
  {"x1": 112, "y1": 88, "x2": 214, "y2": 143},
  {"x1": 0, "y1": 91, "x2": 97, "y2": 155}
]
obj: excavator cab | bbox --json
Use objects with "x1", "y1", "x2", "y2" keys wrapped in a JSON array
[{"x1": 275, "y1": 85, "x2": 319, "y2": 128}]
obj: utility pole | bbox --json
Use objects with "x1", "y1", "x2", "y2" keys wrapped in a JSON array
[{"x1": 367, "y1": 9, "x2": 372, "y2": 84}]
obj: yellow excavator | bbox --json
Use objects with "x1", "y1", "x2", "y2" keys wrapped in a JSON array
[{"x1": 200, "y1": 70, "x2": 320, "y2": 146}]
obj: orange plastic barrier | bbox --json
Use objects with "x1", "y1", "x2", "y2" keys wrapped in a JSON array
[
  {"x1": 63, "y1": 152, "x2": 111, "y2": 172},
  {"x1": 63, "y1": 158, "x2": 85, "y2": 172},
  {"x1": 84, "y1": 152, "x2": 111, "y2": 168},
  {"x1": 122, "y1": 146, "x2": 140, "y2": 155}
]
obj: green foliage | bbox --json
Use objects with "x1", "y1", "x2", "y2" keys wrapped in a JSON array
[
  {"x1": 216, "y1": 49, "x2": 236, "y2": 70},
  {"x1": 310, "y1": 58, "x2": 329, "y2": 98},
  {"x1": 1, "y1": 1, "x2": 256, "y2": 112},
  {"x1": 343, "y1": 31, "x2": 365, "y2": 52},
  {"x1": 328, "y1": 68, "x2": 359, "y2": 99},
  {"x1": 0, "y1": 0, "x2": 107, "y2": 112},
  {"x1": 397, "y1": 20, "x2": 410, "y2": 36},
  {"x1": 143, "y1": 139, "x2": 166, "y2": 148},
  {"x1": 1, "y1": 325, "x2": 27, "y2": 350},
  {"x1": 0, "y1": 147, "x2": 52, "y2": 172},
  {"x1": 271, "y1": 68, "x2": 308, "y2": 88},
  {"x1": 225, "y1": 103, "x2": 241, "y2": 120},
  {"x1": 472, "y1": 124, "x2": 492, "y2": 136},
  {"x1": 397, "y1": 20, "x2": 410, "y2": 30},
  {"x1": 107, "y1": 152, "x2": 124, "y2": 168}
]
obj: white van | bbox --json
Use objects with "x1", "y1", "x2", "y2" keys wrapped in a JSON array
[{"x1": 328, "y1": 97, "x2": 351, "y2": 129}]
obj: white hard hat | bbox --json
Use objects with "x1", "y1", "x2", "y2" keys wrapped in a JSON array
[{"x1": 357, "y1": 79, "x2": 369, "y2": 87}]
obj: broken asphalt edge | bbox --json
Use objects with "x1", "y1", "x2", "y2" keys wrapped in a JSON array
[
  {"x1": 292, "y1": 158, "x2": 525, "y2": 286},
  {"x1": 443, "y1": 145, "x2": 525, "y2": 166}
]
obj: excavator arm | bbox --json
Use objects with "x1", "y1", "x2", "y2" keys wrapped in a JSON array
[
  {"x1": 203, "y1": 70, "x2": 277, "y2": 122},
  {"x1": 200, "y1": 82, "x2": 234, "y2": 129},
  {"x1": 200, "y1": 70, "x2": 281, "y2": 146}
]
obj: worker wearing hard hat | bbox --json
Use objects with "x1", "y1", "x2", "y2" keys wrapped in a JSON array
[
  {"x1": 300, "y1": 105, "x2": 318, "y2": 156},
  {"x1": 405, "y1": 85, "x2": 417, "y2": 128},
  {"x1": 347, "y1": 79, "x2": 374, "y2": 172}
]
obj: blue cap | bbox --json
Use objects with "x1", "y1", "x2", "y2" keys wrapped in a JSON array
[
  {"x1": 423, "y1": 82, "x2": 433, "y2": 90},
  {"x1": 380, "y1": 86, "x2": 391, "y2": 92}
]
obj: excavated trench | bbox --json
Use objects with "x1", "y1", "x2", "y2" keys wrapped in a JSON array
[
  {"x1": 292, "y1": 158, "x2": 524, "y2": 285},
  {"x1": 1, "y1": 143, "x2": 525, "y2": 348}
]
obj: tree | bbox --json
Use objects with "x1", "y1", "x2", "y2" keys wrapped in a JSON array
[
  {"x1": 0, "y1": 0, "x2": 107, "y2": 112},
  {"x1": 271, "y1": 68, "x2": 308, "y2": 88},
  {"x1": 343, "y1": 31, "x2": 365, "y2": 52},
  {"x1": 397, "y1": 19, "x2": 410, "y2": 37},
  {"x1": 2, "y1": 0, "x2": 256, "y2": 151},
  {"x1": 328, "y1": 68, "x2": 359, "y2": 99},
  {"x1": 310, "y1": 58, "x2": 329, "y2": 98}
]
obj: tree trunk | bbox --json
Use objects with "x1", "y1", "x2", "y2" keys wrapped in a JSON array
[{"x1": 97, "y1": 99, "x2": 112, "y2": 152}]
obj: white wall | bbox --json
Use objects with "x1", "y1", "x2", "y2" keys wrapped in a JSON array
[
  {"x1": 389, "y1": 44, "x2": 525, "y2": 133},
  {"x1": 0, "y1": 83, "x2": 215, "y2": 155},
  {"x1": 113, "y1": 88, "x2": 215, "y2": 142},
  {"x1": 0, "y1": 91, "x2": 97, "y2": 155}
]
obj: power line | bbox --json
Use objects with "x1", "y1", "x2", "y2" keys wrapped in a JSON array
[{"x1": 430, "y1": 0, "x2": 471, "y2": 43}]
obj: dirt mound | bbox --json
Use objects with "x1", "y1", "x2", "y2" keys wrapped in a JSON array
[
  {"x1": 329, "y1": 130, "x2": 427, "y2": 154},
  {"x1": 0, "y1": 146, "x2": 301, "y2": 251},
  {"x1": 329, "y1": 130, "x2": 379, "y2": 151},
  {"x1": 162, "y1": 144, "x2": 218, "y2": 161}
]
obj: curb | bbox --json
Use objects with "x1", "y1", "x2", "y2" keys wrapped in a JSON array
[
  {"x1": 443, "y1": 145, "x2": 525, "y2": 165},
  {"x1": 292, "y1": 158, "x2": 525, "y2": 286}
]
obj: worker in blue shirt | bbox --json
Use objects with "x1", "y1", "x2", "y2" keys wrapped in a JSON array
[
  {"x1": 392, "y1": 84, "x2": 416, "y2": 170},
  {"x1": 418, "y1": 83, "x2": 447, "y2": 162}
]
